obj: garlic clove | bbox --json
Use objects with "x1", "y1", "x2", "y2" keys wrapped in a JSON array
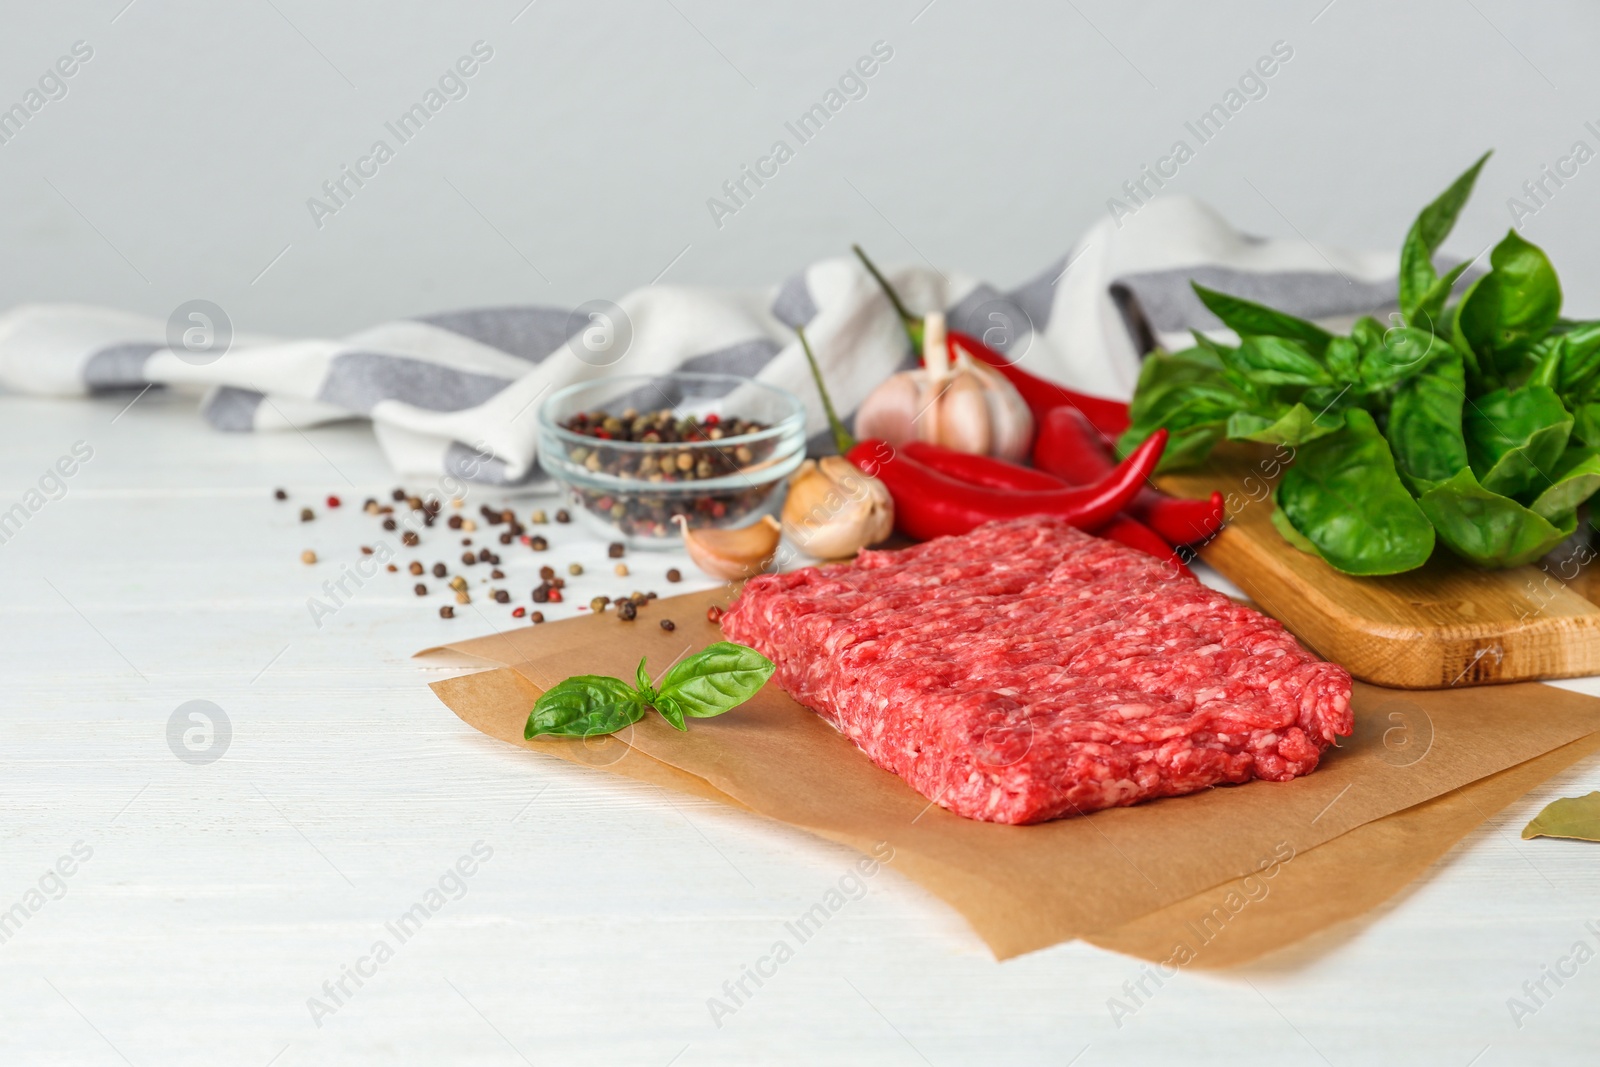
[
  {"x1": 967, "y1": 359, "x2": 1033, "y2": 462},
  {"x1": 933, "y1": 372, "x2": 993, "y2": 457},
  {"x1": 675, "y1": 514, "x2": 782, "y2": 580},
  {"x1": 854, "y1": 371, "x2": 922, "y2": 447},
  {"x1": 781, "y1": 455, "x2": 895, "y2": 559}
]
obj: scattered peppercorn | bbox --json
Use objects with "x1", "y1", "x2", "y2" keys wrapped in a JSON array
[
  {"x1": 386, "y1": 563, "x2": 398, "y2": 572},
  {"x1": 449, "y1": 576, "x2": 468, "y2": 592},
  {"x1": 448, "y1": 514, "x2": 463, "y2": 529},
  {"x1": 614, "y1": 563, "x2": 629, "y2": 577},
  {"x1": 455, "y1": 590, "x2": 471, "y2": 604},
  {"x1": 326, "y1": 495, "x2": 342, "y2": 508},
  {"x1": 439, "y1": 605, "x2": 455, "y2": 618},
  {"x1": 707, "y1": 604, "x2": 724, "y2": 624},
  {"x1": 555, "y1": 509, "x2": 571, "y2": 523},
  {"x1": 646, "y1": 591, "x2": 658, "y2": 600},
  {"x1": 608, "y1": 542, "x2": 626, "y2": 558},
  {"x1": 530, "y1": 536, "x2": 549, "y2": 551},
  {"x1": 666, "y1": 568, "x2": 681, "y2": 583},
  {"x1": 548, "y1": 588, "x2": 564, "y2": 602},
  {"x1": 462, "y1": 538, "x2": 472, "y2": 546},
  {"x1": 493, "y1": 589, "x2": 510, "y2": 604},
  {"x1": 490, "y1": 568, "x2": 505, "y2": 579},
  {"x1": 383, "y1": 518, "x2": 397, "y2": 531},
  {"x1": 300, "y1": 549, "x2": 317, "y2": 564},
  {"x1": 414, "y1": 583, "x2": 427, "y2": 596},
  {"x1": 482, "y1": 551, "x2": 500, "y2": 565},
  {"x1": 532, "y1": 586, "x2": 549, "y2": 603},
  {"x1": 402, "y1": 531, "x2": 420, "y2": 546},
  {"x1": 392, "y1": 488, "x2": 407, "y2": 502},
  {"x1": 512, "y1": 606, "x2": 527, "y2": 618},
  {"x1": 406, "y1": 496, "x2": 423, "y2": 510},
  {"x1": 274, "y1": 488, "x2": 288, "y2": 500},
  {"x1": 461, "y1": 519, "x2": 477, "y2": 532},
  {"x1": 462, "y1": 552, "x2": 476, "y2": 565},
  {"x1": 360, "y1": 545, "x2": 373, "y2": 555},
  {"x1": 590, "y1": 596, "x2": 609, "y2": 613},
  {"x1": 660, "y1": 619, "x2": 675, "y2": 631},
  {"x1": 537, "y1": 565, "x2": 554, "y2": 580},
  {"x1": 409, "y1": 561, "x2": 424, "y2": 576},
  {"x1": 531, "y1": 509, "x2": 547, "y2": 524},
  {"x1": 432, "y1": 562, "x2": 448, "y2": 578},
  {"x1": 529, "y1": 611, "x2": 545, "y2": 624},
  {"x1": 567, "y1": 562, "x2": 583, "y2": 576},
  {"x1": 617, "y1": 600, "x2": 637, "y2": 620},
  {"x1": 300, "y1": 508, "x2": 314, "y2": 522},
  {"x1": 364, "y1": 498, "x2": 379, "y2": 513}
]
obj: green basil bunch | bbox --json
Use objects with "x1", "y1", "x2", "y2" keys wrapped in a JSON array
[
  {"x1": 524, "y1": 641, "x2": 776, "y2": 739},
  {"x1": 1119, "y1": 151, "x2": 1600, "y2": 574}
]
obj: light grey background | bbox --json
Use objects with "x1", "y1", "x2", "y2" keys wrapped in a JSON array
[{"x1": 1, "y1": 0, "x2": 1597, "y2": 336}]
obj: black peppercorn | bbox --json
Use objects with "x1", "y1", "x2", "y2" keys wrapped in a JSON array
[
  {"x1": 432, "y1": 562, "x2": 447, "y2": 578},
  {"x1": 659, "y1": 619, "x2": 675, "y2": 631},
  {"x1": 617, "y1": 600, "x2": 637, "y2": 620}
]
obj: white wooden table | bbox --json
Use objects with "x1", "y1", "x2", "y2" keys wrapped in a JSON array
[{"x1": 3, "y1": 389, "x2": 1598, "y2": 1066}]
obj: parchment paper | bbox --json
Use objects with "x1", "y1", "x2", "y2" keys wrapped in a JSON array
[{"x1": 421, "y1": 588, "x2": 1600, "y2": 961}]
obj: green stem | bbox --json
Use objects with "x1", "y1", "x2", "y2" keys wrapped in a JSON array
[
  {"x1": 796, "y1": 325, "x2": 856, "y2": 455},
  {"x1": 852, "y1": 244, "x2": 922, "y2": 348}
]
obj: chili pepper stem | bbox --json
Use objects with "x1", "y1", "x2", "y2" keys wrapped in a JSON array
[
  {"x1": 852, "y1": 244, "x2": 922, "y2": 347},
  {"x1": 795, "y1": 325, "x2": 857, "y2": 455}
]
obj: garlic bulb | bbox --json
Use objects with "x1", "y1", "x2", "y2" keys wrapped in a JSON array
[
  {"x1": 853, "y1": 312, "x2": 1033, "y2": 461},
  {"x1": 674, "y1": 514, "x2": 781, "y2": 580},
  {"x1": 781, "y1": 456, "x2": 894, "y2": 559}
]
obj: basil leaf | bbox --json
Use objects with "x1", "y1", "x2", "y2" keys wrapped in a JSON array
[
  {"x1": 1455, "y1": 230, "x2": 1562, "y2": 380},
  {"x1": 1358, "y1": 326, "x2": 1445, "y2": 390},
  {"x1": 1555, "y1": 322, "x2": 1600, "y2": 400},
  {"x1": 1418, "y1": 467, "x2": 1577, "y2": 568},
  {"x1": 1527, "y1": 447, "x2": 1600, "y2": 522},
  {"x1": 526, "y1": 676, "x2": 646, "y2": 739},
  {"x1": 635, "y1": 656, "x2": 653, "y2": 698},
  {"x1": 1270, "y1": 504, "x2": 1320, "y2": 554},
  {"x1": 1117, "y1": 348, "x2": 1247, "y2": 469},
  {"x1": 1324, "y1": 335, "x2": 1360, "y2": 384},
  {"x1": 1274, "y1": 410, "x2": 1435, "y2": 575},
  {"x1": 1411, "y1": 259, "x2": 1474, "y2": 332},
  {"x1": 1572, "y1": 401, "x2": 1600, "y2": 448},
  {"x1": 1387, "y1": 348, "x2": 1469, "y2": 494},
  {"x1": 1192, "y1": 283, "x2": 1333, "y2": 356},
  {"x1": 1222, "y1": 335, "x2": 1331, "y2": 387},
  {"x1": 1226, "y1": 404, "x2": 1344, "y2": 446},
  {"x1": 1399, "y1": 151, "x2": 1490, "y2": 323},
  {"x1": 1463, "y1": 385, "x2": 1572, "y2": 497},
  {"x1": 653, "y1": 695, "x2": 688, "y2": 732},
  {"x1": 658, "y1": 641, "x2": 776, "y2": 718}
]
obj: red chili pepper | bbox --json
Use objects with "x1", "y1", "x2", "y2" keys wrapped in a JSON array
[
  {"x1": 1034, "y1": 406, "x2": 1224, "y2": 546},
  {"x1": 899, "y1": 441, "x2": 1067, "y2": 492},
  {"x1": 846, "y1": 431, "x2": 1167, "y2": 541},
  {"x1": 1100, "y1": 515, "x2": 1193, "y2": 579}
]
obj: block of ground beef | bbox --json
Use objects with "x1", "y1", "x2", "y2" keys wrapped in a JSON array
[{"x1": 720, "y1": 516, "x2": 1352, "y2": 825}]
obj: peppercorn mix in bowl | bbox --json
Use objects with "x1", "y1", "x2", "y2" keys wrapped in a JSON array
[{"x1": 537, "y1": 373, "x2": 807, "y2": 547}]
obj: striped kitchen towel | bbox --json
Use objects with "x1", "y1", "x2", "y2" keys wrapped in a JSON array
[{"x1": 0, "y1": 197, "x2": 1402, "y2": 485}]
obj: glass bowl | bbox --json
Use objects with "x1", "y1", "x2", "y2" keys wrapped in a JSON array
[{"x1": 536, "y1": 372, "x2": 808, "y2": 548}]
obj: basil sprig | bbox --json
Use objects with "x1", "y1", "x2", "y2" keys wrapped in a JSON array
[
  {"x1": 524, "y1": 641, "x2": 775, "y2": 739},
  {"x1": 1119, "y1": 150, "x2": 1600, "y2": 574}
]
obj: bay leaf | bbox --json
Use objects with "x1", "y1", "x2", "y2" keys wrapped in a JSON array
[{"x1": 1521, "y1": 791, "x2": 1600, "y2": 841}]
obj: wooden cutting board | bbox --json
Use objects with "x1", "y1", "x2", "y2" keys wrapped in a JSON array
[{"x1": 1159, "y1": 446, "x2": 1600, "y2": 689}]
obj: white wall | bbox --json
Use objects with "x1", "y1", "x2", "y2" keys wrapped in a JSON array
[{"x1": 2, "y1": 0, "x2": 1597, "y2": 337}]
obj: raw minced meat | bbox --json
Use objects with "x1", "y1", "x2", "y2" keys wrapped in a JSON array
[{"x1": 720, "y1": 516, "x2": 1353, "y2": 824}]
